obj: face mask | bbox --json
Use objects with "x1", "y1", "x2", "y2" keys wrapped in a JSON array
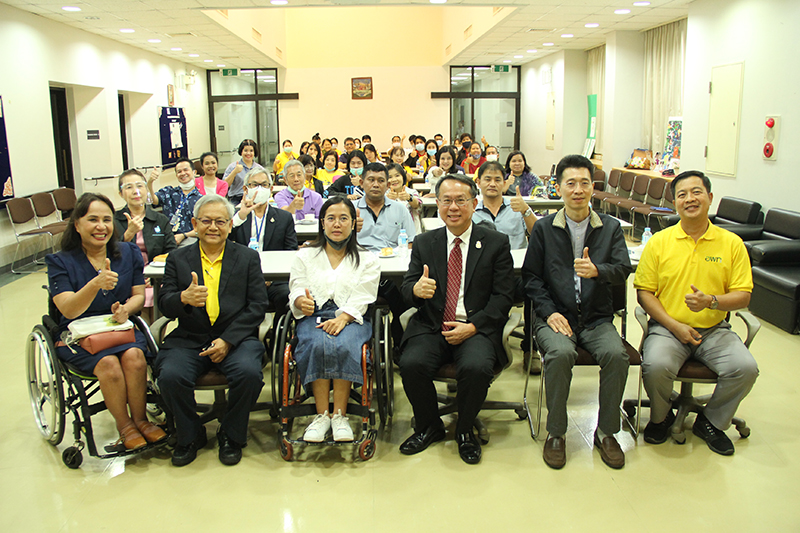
[
  {"x1": 179, "y1": 180, "x2": 195, "y2": 191},
  {"x1": 332, "y1": 144, "x2": 338, "y2": 150},
  {"x1": 351, "y1": 167, "x2": 363, "y2": 176},
  {"x1": 486, "y1": 154, "x2": 498, "y2": 162},
  {"x1": 324, "y1": 232, "x2": 351, "y2": 250},
  {"x1": 325, "y1": 164, "x2": 335, "y2": 172},
  {"x1": 427, "y1": 149, "x2": 437, "y2": 157},
  {"x1": 472, "y1": 153, "x2": 481, "y2": 160},
  {"x1": 392, "y1": 142, "x2": 401, "y2": 148},
  {"x1": 286, "y1": 185, "x2": 304, "y2": 196},
  {"x1": 247, "y1": 186, "x2": 271, "y2": 204},
  {"x1": 283, "y1": 146, "x2": 292, "y2": 153},
  {"x1": 462, "y1": 141, "x2": 472, "y2": 151},
  {"x1": 436, "y1": 140, "x2": 443, "y2": 147},
  {"x1": 415, "y1": 143, "x2": 424, "y2": 152}
]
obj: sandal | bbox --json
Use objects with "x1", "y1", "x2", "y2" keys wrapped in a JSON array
[
  {"x1": 136, "y1": 420, "x2": 167, "y2": 444},
  {"x1": 119, "y1": 423, "x2": 147, "y2": 450}
]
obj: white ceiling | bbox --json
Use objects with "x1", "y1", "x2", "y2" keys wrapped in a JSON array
[{"x1": 2, "y1": 0, "x2": 690, "y2": 70}]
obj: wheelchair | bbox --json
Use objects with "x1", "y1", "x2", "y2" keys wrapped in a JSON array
[
  {"x1": 271, "y1": 305, "x2": 390, "y2": 461},
  {"x1": 26, "y1": 290, "x2": 169, "y2": 469}
]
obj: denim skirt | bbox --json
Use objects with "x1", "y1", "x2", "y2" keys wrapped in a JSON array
[{"x1": 294, "y1": 301, "x2": 371, "y2": 387}]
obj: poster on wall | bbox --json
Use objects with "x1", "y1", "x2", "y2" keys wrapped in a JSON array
[
  {"x1": 0, "y1": 96, "x2": 14, "y2": 201},
  {"x1": 351, "y1": 77, "x2": 373, "y2": 100},
  {"x1": 662, "y1": 116, "x2": 682, "y2": 170},
  {"x1": 158, "y1": 106, "x2": 188, "y2": 166},
  {"x1": 582, "y1": 94, "x2": 598, "y2": 159}
]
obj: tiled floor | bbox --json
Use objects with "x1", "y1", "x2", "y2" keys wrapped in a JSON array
[{"x1": 2, "y1": 269, "x2": 799, "y2": 531}]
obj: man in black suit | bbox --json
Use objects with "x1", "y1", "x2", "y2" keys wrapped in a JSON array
[
  {"x1": 156, "y1": 194, "x2": 268, "y2": 467},
  {"x1": 229, "y1": 167, "x2": 298, "y2": 313},
  {"x1": 399, "y1": 174, "x2": 514, "y2": 464}
]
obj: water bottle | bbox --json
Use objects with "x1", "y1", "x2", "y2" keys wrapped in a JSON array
[
  {"x1": 248, "y1": 236, "x2": 259, "y2": 252},
  {"x1": 398, "y1": 229, "x2": 408, "y2": 257},
  {"x1": 641, "y1": 227, "x2": 653, "y2": 246}
]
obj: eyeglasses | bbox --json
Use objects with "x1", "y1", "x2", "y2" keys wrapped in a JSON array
[
  {"x1": 437, "y1": 197, "x2": 471, "y2": 207},
  {"x1": 197, "y1": 218, "x2": 230, "y2": 228}
]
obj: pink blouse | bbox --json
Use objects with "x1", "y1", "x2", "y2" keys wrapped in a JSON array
[{"x1": 195, "y1": 176, "x2": 230, "y2": 197}]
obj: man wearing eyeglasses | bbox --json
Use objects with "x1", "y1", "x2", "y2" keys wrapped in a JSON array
[
  {"x1": 156, "y1": 193, "x2": 268, "y2": 467},
  {"x1": 399, "y1": 174, "x2": 514, "y2": 464},
  {"x1": 522, "y1": 155, "x2": 632, "y2": 470}
]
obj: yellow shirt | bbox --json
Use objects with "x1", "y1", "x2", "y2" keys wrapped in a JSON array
[
  {"x1": 274, "y1": 151, "x2": 299, "y2": 175},
  {"x1": 200, "y1": 245, "x2": 225, "y2": 325},
  {"x1": 634, "y1": 222, "x2": 752, "y2": 328},
  {"x1": 316, "y1": 168, "x2": 342, "y2": 188}
]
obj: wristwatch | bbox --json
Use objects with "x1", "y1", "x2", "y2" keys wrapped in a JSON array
[
  {"x1": 709, "y1": 295, "x2": 719, "y2": 310},
  {"x1": 523, "y1": 207, "x2": 534, "y2": 218}
]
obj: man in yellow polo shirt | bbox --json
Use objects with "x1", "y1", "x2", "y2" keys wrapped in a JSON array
[
  {"x1": 635, "y1": 171, "x2": 758, "y2": 456},
  {"x1": 157, "y1": 194, "x2": 268, "y2": 466}
]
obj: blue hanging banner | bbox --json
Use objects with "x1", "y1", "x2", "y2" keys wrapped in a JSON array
[
  {"x1": 158, "y1": 106, "x2": 188, "y2": 166},
  {"x1": 0, "y1": 96, "x2": 14, "y2": 201}
]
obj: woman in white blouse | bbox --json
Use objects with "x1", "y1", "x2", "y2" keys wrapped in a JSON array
[{"x1": 288, "y1": 196, "x2": 381, "y2": 443}]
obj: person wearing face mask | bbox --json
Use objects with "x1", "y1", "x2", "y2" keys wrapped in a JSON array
[
  {"x1": 275, "y1": 160, "x2": 324, "y2": 219},
  {"x1": 194, "y1": 152, "x2": 229, "y2": 197},
  {"x1": 273, "y1": 139, "x2": 299, "y2": 179},
  {"x1": 231, "y1": 168, "x2": 298, "y2": 314},
  {"x1": 418, "y1": 139, "x2": 440, "y2": 173},
  {"x1": 330, "y1": 137, "x2": 342, "y2": 156},
  {"x1": 289, "y1": 196, "x2": 380, "y2": 443},
  {"x1": 222, "y1": 139, "x2": 264, "y2": 207},
  {"x1": 434, "y1": 133, "x2": 446, "y2": 148},
  {"x1": 147, "y1": 157, "x2": 202, "y2": 246},
  {"x1": 317, "y1": 151, "x2": 344, "y2": 188},
  {"x1": 470, "y1": 146, "x2": 500, "y2": 182},
  {"x1": 325, "y1": 150, "x2": 368, "y2": 200},
  {"x1": 390, "y1": 135, "x2": 404, "y2": 155},
  {"x1": 299, "y1": 155, "x2": 325, "y2": 194},
  {"x1": 115, "y1": 169, "x2": 177, "y2": 322},
  {"x1": 464, "y1": 141, "x2": 487, "y2": 175},
  {"x1": 455, "y1": 133, "x2": 474, "y2": 166},
  {"x1": 403, "y1": 135, "x2": 427, "y2": 169}
]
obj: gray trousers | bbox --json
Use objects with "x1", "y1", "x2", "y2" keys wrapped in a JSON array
[
  {"x1": 535, "y1": 319, "x2": 629, "y2": 436},
  {"x1": 642, "y1": 321, "x2": 758, "y2": 430}
]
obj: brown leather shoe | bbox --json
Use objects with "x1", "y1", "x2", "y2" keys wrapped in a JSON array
[
  {"x1": 594, "y1": 431, "x2": 625, "y2": 469},
  {"x1": 137, "y1": 420, "x2": 167, "y2": 444},
  {"x1": 543, "y1": 435, "x2": 566, "y2": 469},
  {"x1": 119, "y1": 423, "x2": 147, "y2": 451}
]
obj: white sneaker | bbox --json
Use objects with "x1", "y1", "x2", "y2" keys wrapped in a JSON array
[
  {"x1": 331, "y1": 410, "x2": 354, "y2": 442},
  {"x1": 303, "y1": 412, "x2": 331, "y2": 442}
]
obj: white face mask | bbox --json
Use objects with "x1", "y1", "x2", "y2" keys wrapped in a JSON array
[
  {"x1": 247, "y1": 186, "x2": 271, "y2": 204},
  {"x1": 179, "y1": 180, "x2": 195, "y2": 191},
  {"x1": 392, "y1": 142, "x2": 401, "y2": 148},
  {"x1": 415, "y1": 143, "x2": 424, "y2": 152},
  {"x1": 486, "y1": 154, "x2": 498, "y2": 162}
]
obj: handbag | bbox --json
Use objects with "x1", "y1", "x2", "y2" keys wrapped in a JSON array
[{"x1": 62, "y1": 315, "x2": 135, "y2": 355}]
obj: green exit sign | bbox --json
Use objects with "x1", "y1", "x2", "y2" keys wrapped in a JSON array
[
  {"x1": 493, "y1": 65, "x2": 510, "y2": 73},
  {"x1": 222, "y1": 68, "x2": 239, "y2": 77}
]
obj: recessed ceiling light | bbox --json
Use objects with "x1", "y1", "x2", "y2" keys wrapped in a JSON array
[
  {"x1": 120, "y1": 29, "x2": 135, "y2": 33},
  {"x1": 585, "y1": 23, "x2": 600, "y2": 28},
  {"x1": 188, "y1": 53, "x2": 199, "y2": 57},
  {"x1": 514, "y1": 55, "x2": 523, "y2": 59},
  {"x1": 561, "y1": 34, "x2": 573, "y2": 38},
  {"x1": 204, "y1": 59, "x2": 213, "y2": 62},
  {"x1": 543, "y1": 42, "x2": 554, "y2": 46},
  {"x1": 84, "y1": 16, "x2": 99, "y2": 20},
  {"x1": 474, "y1": 66, "x2": 490, "y2": 70},
  {"x1": 633, "y1": 1, "x2": 651, "y2": 6},
  {"x1": 270, "y1": 0, "x2": 288, "y2": 4},
  {"x1": 527, "y1": 49, "x2": 538, "y2": 53},
  {"x1": 147, "y1": 39, "x2": 161, "y2": 43},
  {"x1": 430, "y1": 0, "x2": 447, "y2": 3},
  {"x1": 503, "y1": 60, "x2": 512, "y2": 63},
  {"x1": 217, "y1": 64, "x2": 226, "y2": 67},
  {"x1": 615, "y1": 9, "x2": 631, "y2": 14},
  {"x1": 171, "y1": 47, "x2": 182, "y2": 51},
  {"x1": 61, "y1": 6, "x2": 81, "y2": 12}
]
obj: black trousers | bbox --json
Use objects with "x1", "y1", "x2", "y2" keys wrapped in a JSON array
[
  {"x1": 156, "y1": 338, "x2": 264, "y2": 446},
  {"x1": 267, "y1": 281, "x2": 290, "y2": 313},
  {"x1": 378, "y1": 280, "x2": 410, "y2": 347},
  {"x1": 400, "y1": 331, "x2": 495, "y2": 434}
]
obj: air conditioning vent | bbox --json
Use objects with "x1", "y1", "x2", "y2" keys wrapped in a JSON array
[{"x1": 252, "y1": 28, "x2": 262, "y2": 43}]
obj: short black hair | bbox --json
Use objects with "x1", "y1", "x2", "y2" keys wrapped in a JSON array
[
  {"x1": 435, "y1": 174, "x2": 479, "y2": 198},
  {"x1": 385, "y1": 163, "x2": 408, "y2": 185},
  {"x1": 434, "y1": 133, "x2": 444, "y2": 139},
  {"x1": 459, "y1": 132, "x2": 473, "y2": 142},
  {"x1": 298, "y1": 154, "x2": 315, "y2": 169},
  {"x1": 555, "y1": 154, "x2": 594, "y2": 184},
  {"x1": 344, "y1": 137, "x2": 355, "y2": 145},
  {"x1": 364, "y1": 161, "x2": 388, "y2": 180},
  {"x1": 414, "y1": 135, "x2": 426, "y2": 144},
  {"x1": 504, "y1": 150, "x2": 530, "y2": 175},
  {"x1": 670, "y1": 170, "x2": 712, "y2": 197},
  {"x1": 361, "y1": 134, "x2": 371, "y2": 142},
  {"x1": 282, "y1": 139, "x2": 293, "y2": 147},
  {"x1": 199, "y1": 151, "x2": 218, "y2": 166},
  {"x1": 477, "y1": 161, "x2": 505, "y2": 180},
  {"x1": 237, "y1": 139, "x2": 258, "y2": 158},
  {"x1": 175, "y1": 157, "x2": 193, "y2": 169}
]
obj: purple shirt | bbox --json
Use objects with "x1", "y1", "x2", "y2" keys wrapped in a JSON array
[{"x1": 274, "y1": 187, "x2": 324, "y2": 219}]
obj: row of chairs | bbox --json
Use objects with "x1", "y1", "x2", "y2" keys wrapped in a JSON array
[
  {"x1": 7, "y1": 188, "x2": 77, "y2": 273},
  {"x1": 592, "y1": 169, "x2": 675, "y2": 235}
]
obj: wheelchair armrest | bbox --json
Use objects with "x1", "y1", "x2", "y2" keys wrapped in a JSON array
[
  {"x1": 634, "y1": 307, "x2": 649, "y2": 350},
  {"x1": 734, "y1": 310, "x2": 761, "y2": 349},
  {"x1": 501, "y1": 312, "x2": 522, "y2": 369},
  {"x1": 258, "y1": 313, "x2": 274, "y2": 343},
  {"x1": 150, "y1": 316, "x2": 174, "y2": 346},
  {"x1": 130, "y1": 315, "x2": 159, "y2": 355},
  {"x1": 399, "y1": 307, "x2": 418, "y2": 331}
]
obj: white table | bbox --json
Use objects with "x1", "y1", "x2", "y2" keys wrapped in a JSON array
[
  {"x1": 293, "y1": 219, "x2": 319, "y2": 240},
  {"x1": 412, "y1": 182, "x2": 431, "y2": 193}
]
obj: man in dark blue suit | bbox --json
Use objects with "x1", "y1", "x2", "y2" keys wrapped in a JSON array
[
  {"x1": 399, "y1": 175, "x2": 514, "y2": 464},
  {"x1": 229, "y1": 168, "x2": 298, "y2": 313},
  {"x1": 157, "y1": 194, "x2": 268, "y2": 467}
]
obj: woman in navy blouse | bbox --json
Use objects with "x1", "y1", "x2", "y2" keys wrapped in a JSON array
[{"x1": 46, "y1": 193, "x2": 166, "y2": 451}]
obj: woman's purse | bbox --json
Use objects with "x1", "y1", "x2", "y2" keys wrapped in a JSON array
[{"x1": 61, "y1": 315, "x2": 135, "y2": 355}]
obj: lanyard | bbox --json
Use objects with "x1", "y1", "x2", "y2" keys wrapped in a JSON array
[
  {"x1": 253, "y1": 213, "x2": 267, "y2": 248},
  {"x1": 171, "y1": 193, "x2": 189, "y2": 232}
]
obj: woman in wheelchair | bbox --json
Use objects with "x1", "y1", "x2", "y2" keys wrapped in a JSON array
[
  {"x1": 288, "y1": 196, "x2": 380, "y2": 442},
  {"x1": 45, "y1": 193, "x2": 167, "y2": 451}
]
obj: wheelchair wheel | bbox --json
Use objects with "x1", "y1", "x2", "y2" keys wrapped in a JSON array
[
  {"x1": 372, "y1": 307, "x2": 394, "y2": 424},
  {"x1": 272, "y1": 313, "x2": 295, "y2": 415},
  {"x1": 62, "y1": 446, "x2": 83, "y2": 469},
  {"x1": 26, "y1": 324, "x2": 66, "y2": 446},
  {"x1": 358, "y1": 437, "x2": 376, "y2": 461},
  {"x1": 279, "y1": 437, "x2": 293, "y2": 461}
]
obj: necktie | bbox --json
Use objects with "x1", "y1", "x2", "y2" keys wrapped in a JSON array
[{"x1": 442, "y1": 237, "x2": 462, "y2": 331}]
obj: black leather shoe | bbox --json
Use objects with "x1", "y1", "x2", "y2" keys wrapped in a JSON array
[
  {"x1": 399, "y1": 422, "x2": 446, "y2": 455},
  {"x1": 217, "y1": 428, "x2": 244, "y2": 466},
  {"x1": 172, "y1": 429, "x2": 208, "y2": 467},
  {"x1": 455, "y1": 431, "x2": 482, "y2": 465}
]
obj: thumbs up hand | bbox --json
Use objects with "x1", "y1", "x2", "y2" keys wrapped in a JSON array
[
  {"x1": 510, "y1": 185, "x2": 528, "y2": 213},
  {"x1": 123, "y1": 212, "x2": 145, "y2": 241},
  {"x1": 289, "y1": 191, "x2": 305, "y2": 212},
  {"x1": 574, "y1": 247, "x2": 598, "y2": 278},
  {"x1": 181, "y1": 271, "x2": 208, "y2": 307},
  {"x1": 685, "y1": 284, "x2": 713, "y2": 313},
  {"x1": 413, "y1": 264, "x2": 437, "y2": 299},
  {"x1": 355, "y1": 208, "x2": 363, "y2": 233},
  {"x1": 294, "y1": 288, "x2": 316, "y2": 316},
  {"x1": 94, "y1": 258, "x2": 118, "y2": 291}
]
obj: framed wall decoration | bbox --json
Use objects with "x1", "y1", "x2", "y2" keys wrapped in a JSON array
[
  {"x1": 0, "y1": 96, "x2": 14, "y2": 201},
  {"x1": 158, "y1": 106, "x2": 188, "y2": 166},
  {"x1": 351, "y1": 77, "x2": 373, "y2": 100}
]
